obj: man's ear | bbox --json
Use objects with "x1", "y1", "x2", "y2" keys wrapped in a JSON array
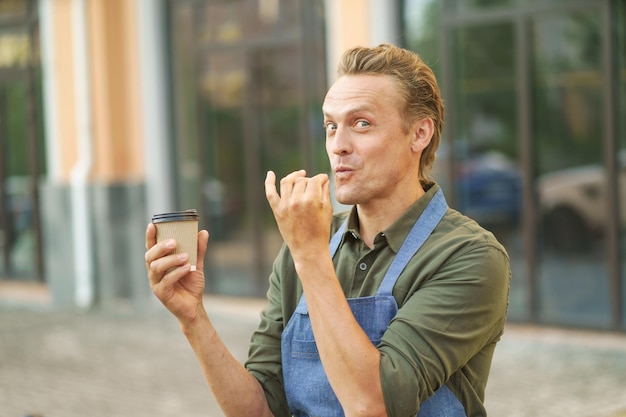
[{"x1": 411, "y1": 118, "x2": 434, "y2": 153}]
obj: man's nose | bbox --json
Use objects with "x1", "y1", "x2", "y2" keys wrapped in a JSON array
[{"x1": 329, "y1": 126, "x2": 352, "y2": 155}]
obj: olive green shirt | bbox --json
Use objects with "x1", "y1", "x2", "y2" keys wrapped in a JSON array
[{"x1": 245, "y1": 183, "x2": 511, "y2": 417}]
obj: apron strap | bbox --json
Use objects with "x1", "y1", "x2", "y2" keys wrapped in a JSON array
[
  {"x1": 377, "y1": 188, "x2": 447, "y2": 296},
  {"x1": 329, "y1": 219, "x2": 347, "y2": 258}
]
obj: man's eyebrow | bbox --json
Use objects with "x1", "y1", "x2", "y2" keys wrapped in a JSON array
[{"x1": 322, "y1": 106, "x2": 373, "y2": 118}]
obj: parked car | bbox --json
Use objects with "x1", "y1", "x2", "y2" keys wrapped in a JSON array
[
  {"x1": 537, "y1": 150, "x2": 626, "y2": 252},
  {"x1": 454, "y1": 151, "x2": 522, "y2": 229}
]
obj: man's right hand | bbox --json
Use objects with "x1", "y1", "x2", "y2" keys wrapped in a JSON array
[{"x1": 144, "y1": 223, "x2": 209, "y2": 322}]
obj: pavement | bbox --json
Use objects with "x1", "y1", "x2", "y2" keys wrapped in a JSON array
[{"x1": 1, "y1": 294, "x2": 626, "y2": 417}]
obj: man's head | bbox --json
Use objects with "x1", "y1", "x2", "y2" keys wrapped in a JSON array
[{"x1": 336, "y1": 43, "x2": 444, "y2": 183}]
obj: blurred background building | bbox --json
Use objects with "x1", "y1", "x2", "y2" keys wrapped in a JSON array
[{"x1": 0, "y1": 0, "x2": 624, "y2": 332}]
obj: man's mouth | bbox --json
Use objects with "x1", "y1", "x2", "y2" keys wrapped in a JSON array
[{"x1": 334, "y1": 166, "x2": 353, "y2": 179}]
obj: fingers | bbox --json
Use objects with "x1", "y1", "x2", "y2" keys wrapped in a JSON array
[
  {"x1": 265, "y1": 169, "x2": 307, "y2": 209},
  {"x1": 145, "y1": 223, "x2": 186, "y2": 284},
  {"x1": 278, "y1": 169, "x2": 307, "y2": 198},
  {"x1": 145, "y1": 223, "x2": 176, "y2": 264},
  {"x1": 266, "y1": 169, "x2": 330, "y2": 200},
  {"x1": 292, "y1": 173, "x2": 329, "y2": 205},
  {"x1": 290, "y1": 175, "x2": 309, "y2": 196},
  {"x1": 145, "y1": 241, "x2": 187, "y2": 282},
  {"x1": 308, "y1": 173, "x2": 330, "y2": 202}
]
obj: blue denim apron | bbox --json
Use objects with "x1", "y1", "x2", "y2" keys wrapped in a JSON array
[{"x1": 281, "y1": 189, "x2": 466, "y2": 417}]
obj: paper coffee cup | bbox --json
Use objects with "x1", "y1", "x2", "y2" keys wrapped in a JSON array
[{"x1": 152, "y1": 209, "x2": 199, "y2": 271}]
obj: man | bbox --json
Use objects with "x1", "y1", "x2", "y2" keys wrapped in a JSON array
[{"x1": 145, "y1": 43, "x2": 510, "y2": 417}]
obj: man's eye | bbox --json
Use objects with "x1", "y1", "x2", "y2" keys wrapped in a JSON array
[
  {"x1": 324, "y1": 122, "x2": 337, "y2": 132},
  {"x1": 355, "y1": 120, "x2": 370, "y2": 128}
]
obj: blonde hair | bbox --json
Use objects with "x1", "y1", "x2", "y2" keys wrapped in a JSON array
[{"x1": 337, "y1": 44, "x2": 444, "y2": 183}]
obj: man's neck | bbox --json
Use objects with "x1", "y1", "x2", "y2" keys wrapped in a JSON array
[{"x1": 356, "y1": 185, "x2": 426, "y2": 248}]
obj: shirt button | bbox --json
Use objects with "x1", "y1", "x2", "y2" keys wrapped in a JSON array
[{"x1": 359, "y1": 262, "x2": 367, "y2": 271}]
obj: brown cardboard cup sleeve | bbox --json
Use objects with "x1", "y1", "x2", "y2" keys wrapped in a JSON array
[{"x1": 152, "y1": 209, "x2": 199, "y2": 271}]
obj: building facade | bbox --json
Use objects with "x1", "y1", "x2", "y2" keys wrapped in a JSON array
[{"x1": 0, "y1": 0, "x2": 624, "y2": 331}]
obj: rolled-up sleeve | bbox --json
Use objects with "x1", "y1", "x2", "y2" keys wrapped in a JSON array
[
  {"x1": 379, "y1": 236, "x2": 510, "y2": 417},
  {"x1": 245, "y1": 243, "x2": 298, "y2": 417}
]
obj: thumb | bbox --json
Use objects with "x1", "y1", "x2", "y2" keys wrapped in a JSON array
[
  {"x1": 321, "y1": 175, "x2": 331, "y2": 206},
  {"x1": 195, "y1": 230, "x2": 209, "y2": 271},
  {"x1": 264, "y1": 170, "x2": 279, "y2": 209}
]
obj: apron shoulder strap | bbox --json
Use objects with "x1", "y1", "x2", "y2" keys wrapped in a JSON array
[{"x1": 377, "y1": 188, "x2": 448, "y2": 296}]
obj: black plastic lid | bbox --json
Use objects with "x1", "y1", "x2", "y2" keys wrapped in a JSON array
[{"x1": 152, "y1": 209, "x2": 199, "y2": 223}]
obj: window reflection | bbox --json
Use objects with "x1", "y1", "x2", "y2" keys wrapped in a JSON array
[
  {"x1": 411, "y1": 0, "x2": 624, "y2": 330},
  {"x1": 536, "y1": 159, "x2": 614, "y2": 253},
  {"x1": 449, "y1": 21, "x2": 527, "y2": 319},
  {"x1": 0, "y1": 0, "x2": 33, "y2": 70},
  {"x1": 403, "y1": 0, "x2": 441, "y2": 75},
  {"x1": 0, "y1": 31, "x2": 31, "y2": 69},
  {"x1": 0, "y1": 0, "x2": 43, "y2": 282},
  {"x1": 448, "y1": 0, "x2": 578, "y2": 13},
  {"x1": 167, "y1": 0, "x2": 327, "y2": 296},
  {"x1": 451, "y1": 0, "x2": 515, "y2": 12},
  {"x1": 0, "y1": 0, "x2": 27, "y2": 17},
  {"x1": 532, "y1": 10, "x2": 611, "y2": 327}
]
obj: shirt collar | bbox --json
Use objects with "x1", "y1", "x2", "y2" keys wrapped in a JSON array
[{"x1": 343, "y1": 182, "x2": 440, "y2": 253}]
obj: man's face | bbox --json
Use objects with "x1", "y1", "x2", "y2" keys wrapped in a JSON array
[{"x1": 322, "y1": 74, "x2": 419, "y2": 207}]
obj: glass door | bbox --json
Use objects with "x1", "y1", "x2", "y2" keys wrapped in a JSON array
[
  {"x1": 167, "y1": 0, "x2": 328, "y2": 297},
  {"x1": 532, "y1": 8, "x2": 612, "y2": 328},
  {"x1": 443, "y1": 0, "x2": 617, "y2": 328},
  {"x1": 0, "y1": 0, "x2": 44, "y2": 283},
  {"x1": 449, "y1": 20, "x2": 526, "y2": 318}
]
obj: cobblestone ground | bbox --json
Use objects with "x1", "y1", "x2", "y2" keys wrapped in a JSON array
[
  {"x1": 1, "y1": 296, "x2": 626, "y2": 417},
  {"x1": 485, "y1": 325, "x2": 626, "y2": 417}
]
